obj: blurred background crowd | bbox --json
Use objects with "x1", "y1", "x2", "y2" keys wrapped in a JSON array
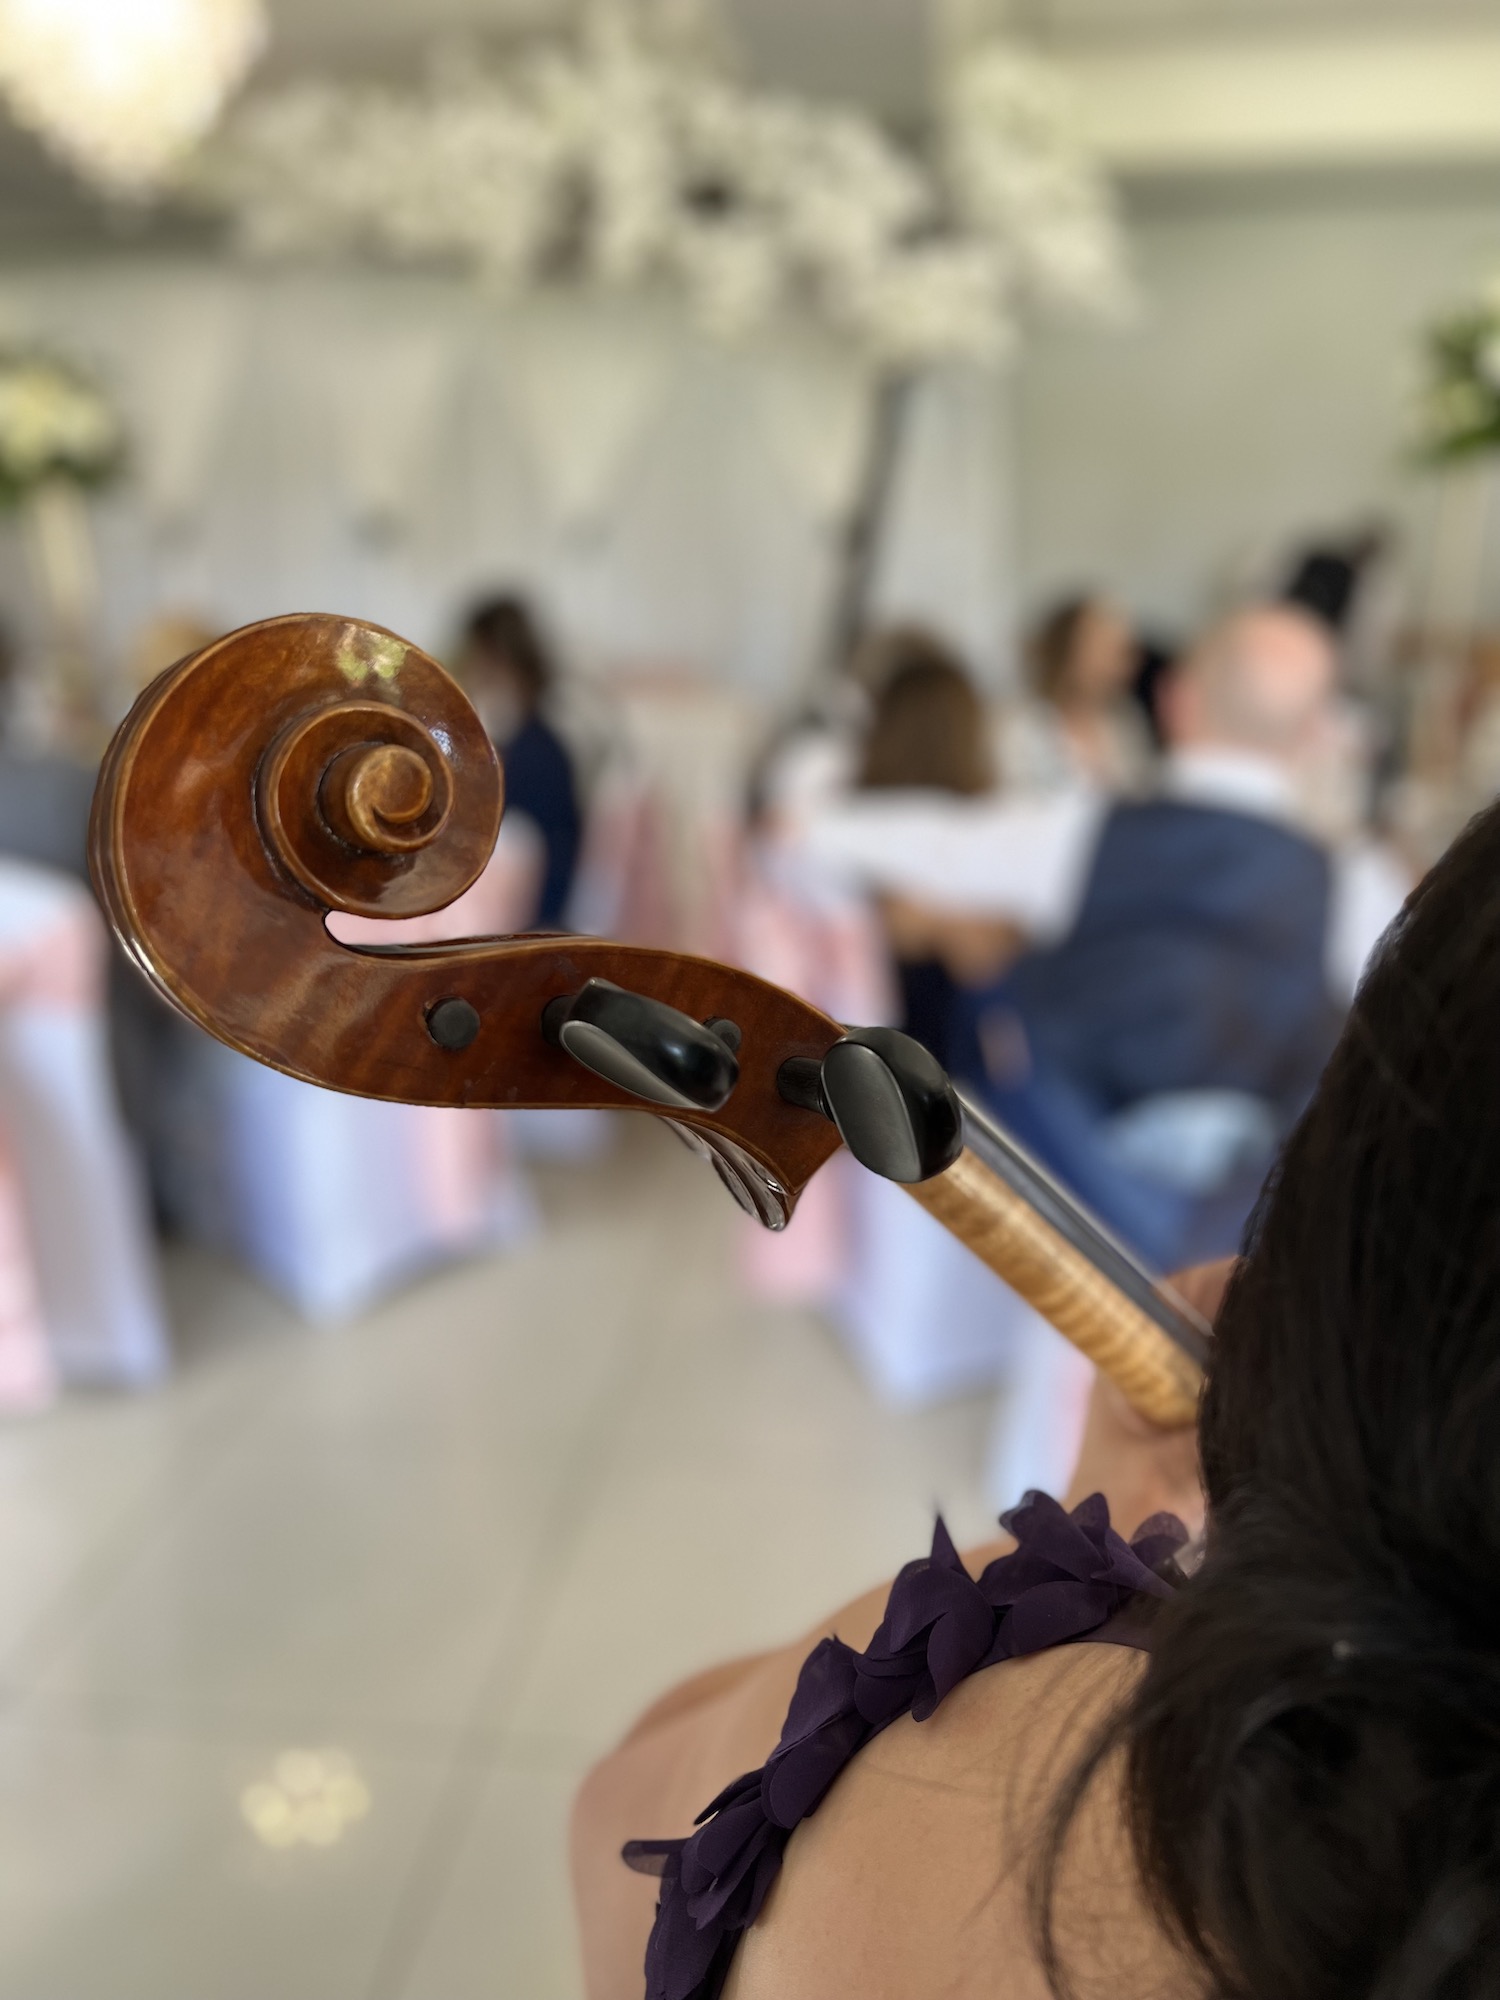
[{"x1": 0, "y1": 0, "x2": 1498, "y2": 1995}]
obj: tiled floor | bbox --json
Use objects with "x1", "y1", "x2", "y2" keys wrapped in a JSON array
[{"x1": 0, "y1": 1120, "x2": 996, "y2": 2000}]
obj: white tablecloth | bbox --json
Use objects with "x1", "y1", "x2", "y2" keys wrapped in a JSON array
[{"x1": 0, "y1": 860, "x2": 169, "y2": 1402}]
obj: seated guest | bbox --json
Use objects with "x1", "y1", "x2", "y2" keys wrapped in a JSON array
[
  {"x1": 1129, "y1": 632, "x2": 1180, "y2": 750},
  {"x1": 797, "y1": 606, "x2": 1409, "y2": 1268},
  {"x1": 0, "y1": 742, "x2": 93, "y2": 882},
  {"x1": 1000, "y1": 592, "x2": 1154, "y2": 794},
  {"x1": 573, "y1": 803, "x2": 1500, "y2": 1999},
  {"x1": 752, "y1": 623, "x2": 940, "y2": 828},
  {"x1": 1281, "y1": 524, "x2": 1390, "y2": 637},
  {"x1": 854, "y1": 630, "x2": 996, "y2": 1068},
  {"x1": 857, "y1": 631, "x2": 994, "y2": 798},
  {"x1": 456, "y1": 594, "x2": 582, "y2": 929},
  {"x1": 0, "y1": 621, "x2": 94, "y2": 883}
]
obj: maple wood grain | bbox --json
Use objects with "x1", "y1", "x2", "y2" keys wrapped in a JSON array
[{"x1": 910, "y1": 1149, "x2": 1203, "y2": 1427}]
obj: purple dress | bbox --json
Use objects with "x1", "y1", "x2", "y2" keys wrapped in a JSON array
[{"x1": 624, "y1": 1490, "x2": 1187, "y2": 2000}]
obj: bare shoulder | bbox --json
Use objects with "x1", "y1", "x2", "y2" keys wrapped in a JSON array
[{"x1": 725, "y1": 1644, "x2": 1201, "y2": 2000}]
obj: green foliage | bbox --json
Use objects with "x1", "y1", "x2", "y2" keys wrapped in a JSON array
[{"x1": 1417, "y1": 295, "x2": 1500, "y2": 465}]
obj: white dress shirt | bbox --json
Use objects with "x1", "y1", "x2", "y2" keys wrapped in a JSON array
[{"x1": 799, "y1": 747, "x2": 1411, "y2": 1003}]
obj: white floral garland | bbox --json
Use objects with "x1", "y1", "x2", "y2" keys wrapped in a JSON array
[{"x1": 194, "y1": 0, "x2": 1128, "y2": 368}]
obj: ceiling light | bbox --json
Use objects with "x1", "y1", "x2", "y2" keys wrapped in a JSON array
[{"x1": 0, "y1": 0, "x2": 266, "y2": 198}]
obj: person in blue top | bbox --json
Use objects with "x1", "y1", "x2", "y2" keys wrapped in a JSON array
[{"x1": 457, "y1": 594, "x2": 582, "y2": 929}]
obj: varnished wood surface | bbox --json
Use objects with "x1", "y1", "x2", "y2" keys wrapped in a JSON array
[
  {"x1": 908, "y1": 1148, "x2": 1204, "y2": 1428},
  {"x1": 89, "y1": 615, "x2": 846, "y2": 1214},
  {"x1": 92, "y1": 612, "x2": 1207, "y2": 1415}
]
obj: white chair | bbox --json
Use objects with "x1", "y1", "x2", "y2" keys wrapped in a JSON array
[
  {"x1": 172, "y1": 1053, "x2": 536, "y2": 1320},
  {"x1": 160, "y1": 829, "x2": 544, "y2": 1320},
  {"x1": 0, "y1": 859, "x2": 169, "y2": 1390}
]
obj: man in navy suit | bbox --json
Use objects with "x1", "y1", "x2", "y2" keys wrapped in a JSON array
[{"x1": 799, "y1": 606, "x2": 1408, "y2": 1266}]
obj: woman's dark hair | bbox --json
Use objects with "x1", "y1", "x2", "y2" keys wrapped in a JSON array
[
  {"x1": 856, "y1": 630, "x2": 994, "y2": 796},
  {"x1": 1042, "y1": 799, "x2": 1500, "y2": 1998},
  {"x1": 463, "y1": 593, "x2": 556, "y2": 705}
]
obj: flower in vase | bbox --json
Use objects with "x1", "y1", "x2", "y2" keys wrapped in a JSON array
[{"x1": 0, "y1": 354, "x2": 124, "y2": 503}]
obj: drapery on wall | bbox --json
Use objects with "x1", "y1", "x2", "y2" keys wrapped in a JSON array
[{"x1": 0, "y1": 260, "x2": 1019, "y2": 712}]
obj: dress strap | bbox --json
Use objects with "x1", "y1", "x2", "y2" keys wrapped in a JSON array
[{"x1": 623, "y1": 1491, "x2": 1187, "y2": 2000}]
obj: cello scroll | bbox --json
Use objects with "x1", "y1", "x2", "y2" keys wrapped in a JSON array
[
  {"x1": 89, "y1": 613, "x2": 846, "y2": 1227},
  {"x1": 90, "y1": 611, "x2": 1207, "y2": 1423}
]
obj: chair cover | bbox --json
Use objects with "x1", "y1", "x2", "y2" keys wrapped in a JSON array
[
  {"x1": 0, "y1": 859, "x2": 169, "y2": 1391},
  {"x1": 162, "y1": 828, "x2": 544, "y2": 1320}
]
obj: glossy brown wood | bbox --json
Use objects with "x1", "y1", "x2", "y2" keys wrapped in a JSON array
[
  {"x1": 90, "y1": 614, "x2": 845, "y2": 1223},
  {"x1": 91, "y1": 611, "x2": 1202, "y2": 1422}
]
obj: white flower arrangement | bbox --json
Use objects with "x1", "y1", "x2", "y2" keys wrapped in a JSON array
[
  {"x1": 0, "y1": 352, "x2": 124, "y2": 504},
  {"x1": 193, "y1": 0, "x2": 1128, "y2": 368},
  {"x1": 941, "y1": 44, "x2": 1128, "y2": 321}
]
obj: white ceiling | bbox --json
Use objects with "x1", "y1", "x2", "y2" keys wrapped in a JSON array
[
  {"x1": 262, "y1": 0, "x2": 1500, "y2": 55},
  {"x1": 259, "y1": 0, "x2": 930, "y2": 117},
  {"x1": 0, "y1": 0, "x2": 1495, "y2": 247},
  {"x1": 251, "y1": 0, "x2": 1500, "y2": 178},
  {"x1": 1032, "y1": 0, "x2": 1494, "y2": 30},
  {"x1": 258, "y1": 0, "x2": 1500, "y2": 112}
]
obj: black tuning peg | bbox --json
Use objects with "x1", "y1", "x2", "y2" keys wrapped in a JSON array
[
  {"x1": 542, "y1": 979, "x2": 741, "y2": 1113},
  {"x1": 778, "y1": 1027, "x2": 962, "y2": 1185}
]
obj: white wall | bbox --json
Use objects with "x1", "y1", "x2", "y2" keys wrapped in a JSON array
[
  {"x1": 0, "y1": 261, "x2": 1017, "y2": 717},
  {"x1": 1014, "y1": 174, "x2": 1500, "y2": 641},
  {"x1": 3, "y1": 172, "x2": 1496, "y2": 717}
]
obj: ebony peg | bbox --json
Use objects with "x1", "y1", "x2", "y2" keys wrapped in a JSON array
[
  {"x1": 778, "y1": 1027, "x2": 962, "y2": 1185},
  {"x1": 426, "y1": 996, "x2": 481, "y2": 1052},
  {"x1": 542, "y1": 978, "x2": 740, "y2": 1113}
]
